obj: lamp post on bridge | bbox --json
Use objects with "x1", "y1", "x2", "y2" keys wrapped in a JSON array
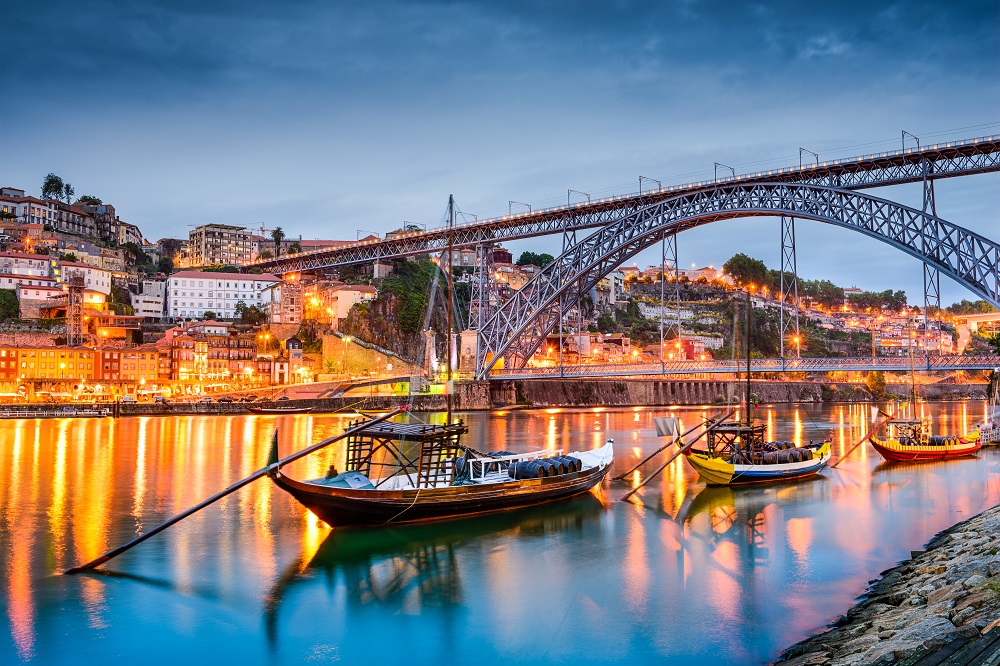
[
  {"x1": 567, "y1": 189, "x2": 590, "y2": 206},
  {"x1": 799, "y1": 148, "x2": 819, "y2": 168},
  {"x1": 508, "y1": 201, "x2": 531, "y2": 216},
  {"x1": 902, "y1": 130, "x2": 921, "y2": 150},
  {"x1": 639, "y1": 176, "x2": 661, "y2": 194},
  {"x1": 714, "y1": 162, "x2": 735, "y2": 181}
]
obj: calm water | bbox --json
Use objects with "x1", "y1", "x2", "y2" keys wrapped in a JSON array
[{"x1": 2, "y1": 402, "x2": 999, "y2": 665}]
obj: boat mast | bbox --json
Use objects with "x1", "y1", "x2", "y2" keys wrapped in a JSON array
[
  {"x1": 745, "y1": 287, "x2": 752, "y2": 425},
  {"x1": 446, "y1": 194, "x2": 454, "y2": 423},
  {"x1": 908, "y1": 312, "x2": 917, "y2": 416}
]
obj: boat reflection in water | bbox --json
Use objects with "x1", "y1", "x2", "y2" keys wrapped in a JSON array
[{"x1": 263, "y1": 495, "x2": 605, "y2": 644}]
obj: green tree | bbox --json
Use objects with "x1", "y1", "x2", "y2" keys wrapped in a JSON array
[
  {"x1": 723, "y1": 253, "x2": 769, "y2": 288},
  {"x1": 258, "y1": 249, "x2": 273, "y2": 260},
  {"x1": 0, "y1": 290, "x2": 18, "y2": 320},
  {"x1": 77, "y1": 195, "x2": 103, "y2": 205},
  {"x1": 203, "y1": 311, "x2": 218, "y2": 320},
  {"x1": 271, "y1": 227, "x2": 285, "y2": 257},
  {"x1": 41, "y1": 173, "x2": 65, "y2": 200},
  {"x1": 122, "y1": 242, "x2": 150, "y2": 266},
  {"x1": 156, "y1": 256, "x2": 174, "y2": 274},
  {"x1": 62, "y1": 182, "x2": 75, "y2": 204},
  {"x1": 59, "y1": 253, "x2": 78, "y2": 262},
  {"x1": 865, "y1": 370, "x2": 887, "y2": 399},
  {"x1": 287, "y1": 242, "x2": 302, "y2": 254},
  {"x1": 988, "y1": 333, "x2": 1000, "y2": 355},
  {"x1": 516, "y1": 251, "x2": 555, "y2": 268}
]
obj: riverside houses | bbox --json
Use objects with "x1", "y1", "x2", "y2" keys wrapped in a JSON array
[{"x1": 167, "y1": 270, "x2": 280, "y2": 320}]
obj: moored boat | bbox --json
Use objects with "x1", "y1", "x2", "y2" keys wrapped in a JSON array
[
  {"x1": 246, "y1": 405, "x2": 316, "y2": 415},
  {"x1": 869, "y1": 418, "x2": 981, "y2": 462},
  {"x1": 269, "y1": 417, "x2": 614, "y2": 527},
  {"x1": 682, "y1": 421, "x2": 832, "y2": 486}
]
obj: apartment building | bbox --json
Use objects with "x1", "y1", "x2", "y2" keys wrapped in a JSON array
[
  {"x1": 186, "y1": 224, "x2": 253, "y2": 266},
  {"x1": 166, "y1": 270, "x2": 280, "y2": 320}
]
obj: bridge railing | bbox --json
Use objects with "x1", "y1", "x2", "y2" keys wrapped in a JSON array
[{"x1": 486, "y1": 355, "x2": 1000, "y2": 379}]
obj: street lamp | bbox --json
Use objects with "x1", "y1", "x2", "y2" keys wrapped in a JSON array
[{"x1": 793, "y1": 335, "x2": 801, "y2": 359}]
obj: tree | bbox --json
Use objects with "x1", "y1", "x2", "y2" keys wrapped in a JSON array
[
  {"x1": 60, "y1": 253, "x2": 78, "y2": 262},
  {"x1": 723, "y1": 253, "x2": 769, "y2": 288},
  {"x1": 156, "y1": 256, "x2": 174, "y2": 274},
  {"x1": 516, "y1": 251, "x2": 554, "y2": 268},
  {"x1": 258, "y1": 249, "x2": 273, "y2": 260},
  {"x1": 287, "y1": 242, "x2": 302, "y2": 254},
  {"x1": 77, "y1": 195, "x2": 103, "y2": 205},
  {"x1": 63, "y1": 182, "x2": 75, "y2": 204},
  {"x1": 271, "y1": 227, "x2": 285, "y2": 257},
  {"x1": 988, "y1": 333, "x2": 1000, "y2": 355},
  {"x1": 0, "y1": 289, "x2": 18, "y2": 320},
  {"x1": 865, "y1": 370, "x2": 887, "y2": 399},
  {"x1": 203, "y1": 311, "x2": 218, "y2": 320},
  {"x1": 122, "y1": 242, "x2": 150, "y2": 266},
  {"x1": 41, "y1": 173, "x2": 65, "y2": 201}
]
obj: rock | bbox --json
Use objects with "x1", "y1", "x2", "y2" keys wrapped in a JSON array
[
  {"x1": 893, "y1": 616, "x2": 955, "y2": 644},
  {"x1": 982, "y1": 618, "x2": 1000, "y2": 635},
  {"x1": 951, "y1": 606, "x2": 976, "y2": 626},
  {"x1": 860, "y1": 640, "x2": 919, "y2": 666},
  {"x1": 953, "y1": 590, "x2": 991, "y2": 613},
  {"x1": 832, "y1": 634, "x2": 880, "y2": 659},
  {"x1": 986, "y1": 558, "x2": 1000, "y2": 577},
  {"x1": 917, "y1": 584, "x2": 936, "y2": 596},
  {"x1": 908, "y1": 596, "x2": 927, "y2": 606},
  {"x1": 926, "y1": 583, "x2": 960, "y2": 605},
  {"x1": 926, "y1": 600, "x2": 955, "y2": 618},
  {"x1": 778, "y1": 650, "x2": 831, "y2": 666},
  {"x1": 962, "y1": 574, "x2": 988, "y2": 589},
  {"x1": 878, "y1": 630, "x2": 895, "y2": 639},
  {"x1": 921, "y1": 624, "x2": 980, "y2": 650}
]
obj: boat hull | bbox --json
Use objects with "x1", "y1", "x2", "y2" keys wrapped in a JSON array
[
  {"x1": 270, "y1": 462, "x2": 613, "y2": 527},
  {"x1": 869, "y1": 436, "x2": 981, "y2": 462},
  {"x1": 683, "y1": 443, "x2": 831, "y2": 486}
]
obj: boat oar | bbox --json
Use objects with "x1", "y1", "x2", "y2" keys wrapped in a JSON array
[
  {"x1": 619, "y1": 418, "x2": 730, "y2": 502},
  {"x1": 830, "y1": 403, "x2": 903, "y2": 469},
  {"x1": 65, "y1": 405, "x2": 409, "y2": 574},
  {"x1": 613, "y1": 409, "x2": 734, "y2": 481}
]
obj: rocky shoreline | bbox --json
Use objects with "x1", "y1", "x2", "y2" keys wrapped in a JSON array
[{"x1": 775, "y1": 504, "x2": 1000, "y2": 665}]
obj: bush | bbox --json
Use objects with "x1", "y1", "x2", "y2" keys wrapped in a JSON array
[{"x1": 0, "y1": 290, "x2": 18, "y2": 320}]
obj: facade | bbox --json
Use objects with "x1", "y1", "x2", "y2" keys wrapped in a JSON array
[
  {"x1": 186, "y1": 224, "x2": 253, "y2": 267},
  {"x1": 133, "y1": 277, "x2": 166, "y2": 319},
  {"x1": 12, "y1": 347, "x2": 98, "y2": 381},
  {"x1": 53, "y1": 261, "x2": 113, "y2": 295},
  {"x1": 0, "y1": 252, "x2": 49, "y2": 277},
  {"x1": 166, "y1": 270, "x2": 280, "y2": 320},
  {"x1": 157, "y1": 320, "x2": 256, "y2": 380}
]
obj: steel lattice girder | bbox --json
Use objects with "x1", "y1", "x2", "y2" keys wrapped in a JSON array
[
  {"x1": 475, "y1": 182, "x2": 1000, "y2": 377},
  {"x1": 250, "y1": 136, "x2": 1000, "y2": 274},
  {"x1": 485, "y1": 354, "x2": 1000, "y2": 379}
]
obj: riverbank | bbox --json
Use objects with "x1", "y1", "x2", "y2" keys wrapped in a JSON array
[
  {"x1": 0, "y1": 379, "x2": 987, "y2": 417},
  {"x1": 775, "y1": 504, "x2": 1000, "y2": 665}
]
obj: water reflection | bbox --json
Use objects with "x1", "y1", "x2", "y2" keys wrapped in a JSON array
[{"x1": 0, "y1": 404, "x2": 998, "y2": 665}]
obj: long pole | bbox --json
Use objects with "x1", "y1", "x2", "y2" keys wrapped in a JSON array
[
  {"x1": 613, "y1": 409, "x2": 733, "y2": 480},
  {"x1": 446, "y1": 195, "x2": 454, "y2": 423},
  {"x1": 65, "y1": 406, "x2": 408, "y2": 574},
  {"x1": 620, "y1": 418, "x2": 731, "y2": 502},
  {"x1": 830, "y1": 403, "x2": 903, "y2": 468},
  {"x1": 745, "y1": 288, "x2": 751, "y2": 425}
]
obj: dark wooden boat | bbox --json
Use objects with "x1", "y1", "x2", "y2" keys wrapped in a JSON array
[
  {"x1": 268, "y1": 418, "x2": 614, "y2": 527},
  {"x1": 246, "y1": 405, "x2": 316, "y2": 415}
]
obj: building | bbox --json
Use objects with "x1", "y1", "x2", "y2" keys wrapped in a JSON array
[
  {"x1": 302, "y1": 282, "x2": 378, "y2": 328},
  {"x1": 53, "y1": 261, "x2": 113, "y2": 295},
  {"x1": 157, "y1": 320, "x2": 257, "y2": 381},
  {"x1": 166, "y1": 270, "x2": 280, "y2": 320},
  {"x1": 133, "y1": 277, "x2": 167, "y2": 319},
  {"x1": 186, "y1": 224, "x2": 253, "y2": 267},
  {"x1": 0, "y1": 252, "x2": 49, "y2": 277},
  {"x1": 12, "y1": 346, "x2": 98, "y2": 381}
]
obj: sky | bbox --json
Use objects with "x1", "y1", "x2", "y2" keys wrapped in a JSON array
[{"x1": 3, "y1": 0, "x2": 999, "y2": 305}]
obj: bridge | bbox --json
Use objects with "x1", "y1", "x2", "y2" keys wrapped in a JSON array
[
  {"x1": 486, "y1": 355, "x2": 1000, "y2": 380},
  {"x1": 246, "y1": 133, "x2": 1000, "y2": 380}
]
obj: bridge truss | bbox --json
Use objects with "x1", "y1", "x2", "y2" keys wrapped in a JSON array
[
  {"x1": 487, "y1": 355, "x2": 1000, "y2": 380},
  {"x1": 250, "y1": 136, "x2": 1000, "y2": 273},
  {"x1": 475, "y1": 183, "x2": 1000, "y2": 377}
]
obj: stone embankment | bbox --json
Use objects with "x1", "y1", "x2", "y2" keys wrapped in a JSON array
[{"x1": 775, "y1": 505, "x2": 1000, "y2": 665}]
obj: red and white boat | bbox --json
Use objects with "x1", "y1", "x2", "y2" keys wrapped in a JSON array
[{"x1": 869, "y1": 418, "x2": 982, "y2": 462}]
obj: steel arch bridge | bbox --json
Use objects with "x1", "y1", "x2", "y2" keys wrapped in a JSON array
[{"x1": 475, "y1": 182, "x2": 1000, "y2": 378}]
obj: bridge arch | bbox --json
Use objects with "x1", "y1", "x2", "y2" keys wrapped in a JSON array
[{"x1": 476, "y1": 182, "x2": 1000, "y2": 377}]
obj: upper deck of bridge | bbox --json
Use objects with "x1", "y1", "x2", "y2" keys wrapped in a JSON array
[{"x1": 248, "y1": 134, "x2": 1000, "y2": 273}]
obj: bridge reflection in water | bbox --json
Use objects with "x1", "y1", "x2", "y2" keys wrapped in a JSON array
[{"x1": 2, "y1": 404, "x2": 999, "y2": 665}]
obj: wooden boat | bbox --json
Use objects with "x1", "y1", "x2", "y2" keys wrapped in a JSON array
[
  {"x1": 269, "y1": 418, "x2": 614, "y2": 527},
  {"x1": 869, "y1": 418, "x2": 981, "y2": 462},
  {"x1": 677, "y1": 289, "x2": 830, "y2": 486},
  {"x1": 246, "y1": 405, "x2": 316, "y2": 415},
  {"x1": 683, "y1": 421, "x2": 832, "y2": 486}
]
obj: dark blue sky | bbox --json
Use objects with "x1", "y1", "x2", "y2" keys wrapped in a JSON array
[{"x1": 3, "y1": 0, "x2": 998, "y2": 303}]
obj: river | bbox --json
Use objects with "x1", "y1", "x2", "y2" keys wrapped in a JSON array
[{"x1": 2, "y1": 402, "x2": 998, "y2": 664}]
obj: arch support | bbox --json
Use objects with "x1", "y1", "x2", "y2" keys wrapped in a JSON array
[{"x1": 476, "y1": 183, "x2": 1000, "y2": 377}]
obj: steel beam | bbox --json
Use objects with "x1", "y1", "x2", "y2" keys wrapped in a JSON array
[
  {"x1": 779, "y1": 215, "x2": 800, "y2": 358},
  {"x1": 250, "y1": 136, "x2": 1000, "y2": 274},
  {"x1": 475, "y1": 183, "x2": 1000, "y2": 376}
]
